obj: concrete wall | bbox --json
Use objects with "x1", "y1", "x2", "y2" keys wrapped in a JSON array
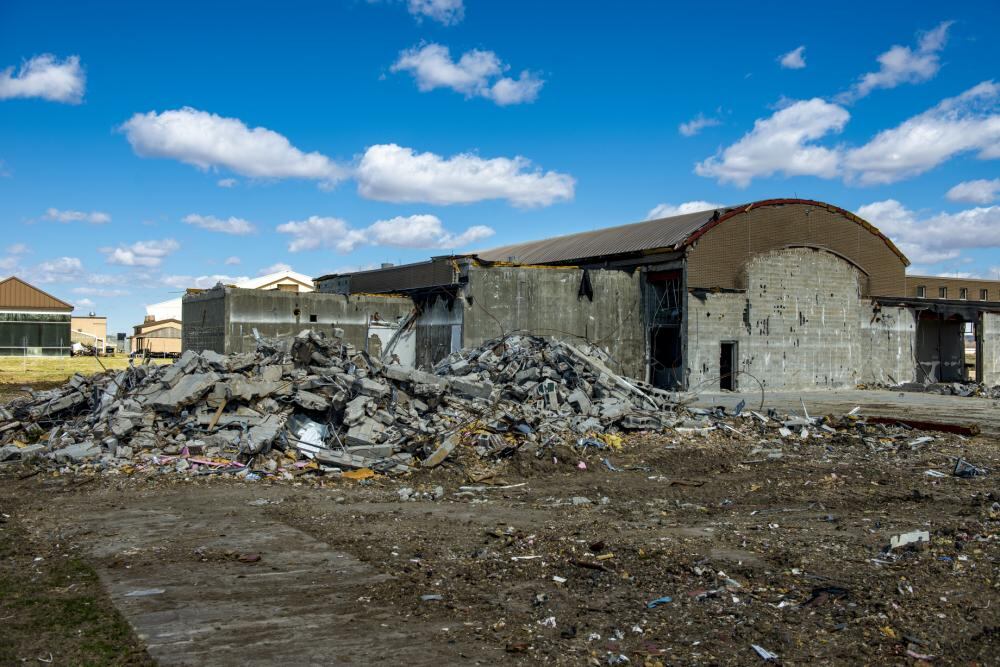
[
  {"x1": 462, "y1": 265, "x2": 646, "y2": 379},
  {"x1": 413, "y1": 295, "x2": 463, "y2": 369},
  {"x1": 686, "y1": 247, "x2": 917, "y2": 390},
  {"x1": 981, "y1": 312, "x2": 1000, "y2": 386},
  {"x1": 182, "y1": 288, "x2": 412, "y2": 354}
]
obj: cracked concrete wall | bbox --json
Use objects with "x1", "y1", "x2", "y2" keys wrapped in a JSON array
[
  {"x1": 980, "y1": 312, "x2": 1000, "y2": 386},
  {"x1": 183, "y1": 288, "x2": 412, "y2": 354},
  {"x1": 685, "y1": 247, "x2": 917, "y2": 390},
  {"x1": 462, "y1": 266, "x2": 645, "y2": 379}
]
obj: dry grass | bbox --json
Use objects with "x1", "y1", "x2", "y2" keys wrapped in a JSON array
[{"x1": 0, "y1": 356, "x2": 171, "y2": 385}]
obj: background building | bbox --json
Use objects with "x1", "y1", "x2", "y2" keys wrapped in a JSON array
[
  {"x1": 0, "y1": 276, "x2": 73, "y2": 357},
  {"x1": 71, "y1": 313, "x2": 108, "y2": 354},
  {"x1": 130, "y1": 315, "x2": 182, "y2": 356}
]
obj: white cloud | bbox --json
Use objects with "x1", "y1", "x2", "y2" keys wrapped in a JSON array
[
  {"x1": 224, "y1": 256, "x2": 241, "y2": 265},
  {"x1": 277, "y1": 217, "x2": 365, "y2": 253},
  {"x1": 182, "y1": 213, "x2": 256, "y2": 235},
  {"x1": 217, "y1": 178, "x2": 238, "y2": 188},
  {"x1": 778, "y1": 46, "x2": 806, "y2": 70},
  {"x1": 25, "y1": 256, "x2": 84, "y2": 284},
  {"x1": 102, "y1": 239, "x2": 180, "y2": 267},
  {"x1": 0, "y1": 54, "x2": 85, "y2": 104},
  {"x1": 391, "y1": 43, "x2": 544, "y2": 105},
  {"x1": 277, "y1": 213, "x2": 494, "y2": 253},
  {"x1": 162, "y1": 274, "x2": 249, "y2": 289},
  {"x1": 858, "y1": 199, "x2": 1000, "y2": 264},
  {"x1": 646, "y1": 201, "x2": 724, "y2": 220},
  {"x1": 408, "y1": 0, "x2": 464, "y2": 25},
  {"x1": 75, "y1": 298, "x2": 95, "y2": 307},
  {"x1": 839, "y1": 21, "x2": 952, "y2": 102},
  {"x1": 119, "y1": 107, "x2": 347, "y2": 187},
  {"x1": 44, "y1": 207, "x2": 111, "y2": 224},
  {"x1": 695, "y1": 98, "x2": 849, "y2": 186},
  {"x1": 679, "y1": 114, "x2": 721, "y2": 137},
  {"x1": 257, "y1": 262, "x2": 292, "y2": 275},
  {"x1": 6, "y1": 243, "x2": 29, "y2": 255},
  {"x1": 947, "y1": 178, "x2": 1000, "y2": 204},
  {"x1": 71, "y1": 286, "x2": 129, "y2": 297},
  {"x1": 367, "y1": 214, "x2": 494, "y2": 249},
  {"x1": 357, "y1": 143, "x2": 574, "y2": 206},
  {"x1": 844, "y1": 81, "x2": 1000, "y2": 184}
]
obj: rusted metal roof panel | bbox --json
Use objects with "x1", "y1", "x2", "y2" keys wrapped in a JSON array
[
  {"x1": 475, "y1": 207, "x2": 736, "y2": 264},
  {"x1": 0, "y1": 276, "x2": 74, "y2": 311},
  {"x1": 347, "y1": 259, "x2": 458, "y2": 294}
]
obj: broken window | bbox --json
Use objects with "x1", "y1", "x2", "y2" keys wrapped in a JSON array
[
  {"x1": 960, "y1": 287, "x2": 968, "y2": 300},
  {"x1": 309, "y1": 314, "x2": 318, "y2": 323},
  {"x1": 981, "y1": 289, "x2": 989, "y2": 301},
  {"x1": 916, "y1": 285, "x2": 926, "y2": 298},
  {"x1": 939, "y1": 287, "x2": 948, "y2": 299}
]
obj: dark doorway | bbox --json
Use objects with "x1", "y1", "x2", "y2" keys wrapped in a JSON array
[
  {"x1": 650, "y1": 326, "x2": 682, "y2": 388},
  {"x1": 720, "y1": 341, "x2": 737, "y2": 390},
  {"x1": 915, "y1": 315, "x2": 965, "y2": 383}
]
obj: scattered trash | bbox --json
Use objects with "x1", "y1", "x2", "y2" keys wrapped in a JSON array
[
  {"x1": 889, "y1": 530, "x2": 930, "y2": 550},
  {"x1": 954, "y1": 457, "x2": 986, "y2": 478},
  {"x1": 420, "y1": 594, "x2": 444, "y2": 601},
  {"x1": 646, "y1": 596, "x2": 673, "y2": 608},
  {"x1": 751, "y1": 644, "x2": 779, "y2": 661},
  {"x1": 124, "y1": 588, "x2": 165, "y2": 597}
]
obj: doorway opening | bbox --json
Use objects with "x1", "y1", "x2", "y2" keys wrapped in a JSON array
[
  {"x1": 649, "y1": 326, "x2": 682, "y2": 388},
  {"x1": 720, "y1": 341, "x2": 737, "y2": 391}
]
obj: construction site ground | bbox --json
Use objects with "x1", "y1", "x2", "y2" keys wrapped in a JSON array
[{"x1": 2, "y1": 388, "x2": 999, "y2": 665}]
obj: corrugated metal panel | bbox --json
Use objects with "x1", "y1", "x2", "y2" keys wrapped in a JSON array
[
  {"x1": 348, "y1": 259, "x2": 457, "y2": 294},
  {"x1": 0, "y1": 276, "x2": 74, "y2": 311},
  {"x1": 476, "y1": 207, "x2": 732, "y2": 264}
]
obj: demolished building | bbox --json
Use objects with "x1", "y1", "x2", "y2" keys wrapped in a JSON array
[{"x1": 184, "y1": 199, "x2": 1000, "y2": 391}]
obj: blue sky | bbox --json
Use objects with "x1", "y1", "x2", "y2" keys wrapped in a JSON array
[{"x1": 1, "y1": 0, "x2": 998, "y2": 333}]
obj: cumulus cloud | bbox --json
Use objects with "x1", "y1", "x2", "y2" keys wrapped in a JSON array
[
  {"x1": 947, "y1": 178, "x2": 1000, "y2": 204},
  {"x1": 257, "y1": 262, "x2": 293, "y2": 275},
  {"x1": 356, "y1": 143, "x2": 574, "y2": 206},
  {"x1": 44, "y1": 207, "x2": 111, "y2": 224},
  {"x1": 119, "y1": 107, "x2": 347, "y2": 187},
  {"x1": 71, "y1": 286, "x2": 129, "y2": 297},
  {"x1": 217, "y1": 178, "x2": 238, "y2": 188},
  {"x1": 408, "y1": 0, "x2": 464, "y2": 25},
  {"x1": 778, "y1": 46, "x2": 806, "y2": 70},
  {"x1": 74, "y1": 297, "x2": 95, "y2": 308},
  {"x1": 646, "y1": 201, "x2": 724, "y2": 220},
  {"x1": 679, "y1": 114, "x2": 721, "y2": 137},
  {"x1": 24, "y1": 256, "x2": 85, "y2": 284},
  {"x1": 224, "y1": 256, "x2": 241, "y2": 265},
  {"x1": 839, "y1": 21, "x2": 952, "y2": 102},
  {"x1": 844, "y1": 81, "x2": 1000, "y2": 184},
  {"x1": 162, "y1": 274, "x2": 249, "y2": 289},
  {"x1": 695, "y1": 98, "x2": 849, "y2": 186},
  {"x1": 858, "y1": 199, "x2": 1000, "y2": 265},
  {"x1": 391, "y1": 43, "x2": 544, "y2": 105},
  {"x1": 6, "y1": 243, "x2": 29, "y2": 255},
  {"x1": 277, "y1": 213, "x2": 494, "y2": 253},
  {"x1": 0, "y1": 54, "x2": 85, "y2": 104},
  {"x1": 102, "y1": 239, "x2": 179, "y2": 267},
  {"x1": 182, "y1": 213, "x2": 256, "y2": 235}
]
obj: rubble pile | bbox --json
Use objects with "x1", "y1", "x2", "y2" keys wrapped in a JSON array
[
  {"x1": 0, "y1": 331, "x2": 687, "y2": 477},
  {"x1": 860, "y1": 380, "x2": 1000, "y2": 399}
]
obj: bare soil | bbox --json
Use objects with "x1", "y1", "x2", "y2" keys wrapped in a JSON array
[{"x1": 2, "y1": 423, "x2": 998, "y2": 665}]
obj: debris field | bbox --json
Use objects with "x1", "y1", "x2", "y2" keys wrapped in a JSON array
[{"x1": 1, "y1": 331, "x2": 999, "y2": 665}]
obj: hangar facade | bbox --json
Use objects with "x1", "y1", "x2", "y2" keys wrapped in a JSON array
[
  {"x1": 0, "y1": 276, "x2": 73, "y2": 357},
  {"x1": 305, "y1": 199, "x2": 1000, "y2": 391}
]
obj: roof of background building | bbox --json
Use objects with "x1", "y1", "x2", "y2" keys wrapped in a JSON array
[
  {"x1": 475, "y1": 199, "x2": 908, "y2": 266},
  {"x1": 0, "y1": 276, "x2": 74, "y2": 311}
]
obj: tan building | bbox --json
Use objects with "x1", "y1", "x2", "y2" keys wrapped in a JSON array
[
  {"x1": 71, "y1": 314, "x2": 108, "y2": 353},
  {"x1": 130, "y1": 316, "x2": 182, "y2": 357}
]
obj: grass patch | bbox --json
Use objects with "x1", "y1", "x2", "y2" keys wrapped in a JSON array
[
  {"x1": 0, "y1": 356, "x2": 171, "y2": 385},
  {"x1": 0, "y1": 494, "x2": 153, "y2": 666}
]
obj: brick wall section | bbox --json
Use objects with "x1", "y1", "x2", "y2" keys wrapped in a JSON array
[
  {"x1": 686, "y1": 247, "x2": 916, "y2": 390},
  {"x1": 685, "y1": 202, "x2": 907, "y2": 297},
  {"x1": 903, "y1": 275, "x2": 1000, "y2": 301}
]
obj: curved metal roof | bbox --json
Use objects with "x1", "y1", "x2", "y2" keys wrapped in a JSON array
[{"x1": 475, "y1": 199, "x2": 909, "y2": 266}]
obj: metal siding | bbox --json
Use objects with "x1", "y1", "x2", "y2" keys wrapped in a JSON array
[
  {"x1": 0, "y1": 277, "x2": 74, "y2": 311},
  {"x1": 686, "y1": 203, "x2": 907, "y2": 296},
  {"x1": 347, "y1": 259, "x2": 457, "y2": 294}
]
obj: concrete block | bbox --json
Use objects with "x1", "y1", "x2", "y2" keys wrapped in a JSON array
[
  {"x1": 147, "y1": 372, "x2": 220, "y2": 412},
  {"x1": 54, "y1": 441, "x2": 101, "y2": 464},
  {"x1": 355, "y1": 377, "x2": 390, "y2": 398},
  {"x1": 451, "y1": 378, "x2": 493, "y2": 400}
]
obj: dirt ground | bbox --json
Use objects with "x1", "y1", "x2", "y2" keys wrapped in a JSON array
[{"x1": 2, "y1": 411, "x2": 998, "y2": 665}]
